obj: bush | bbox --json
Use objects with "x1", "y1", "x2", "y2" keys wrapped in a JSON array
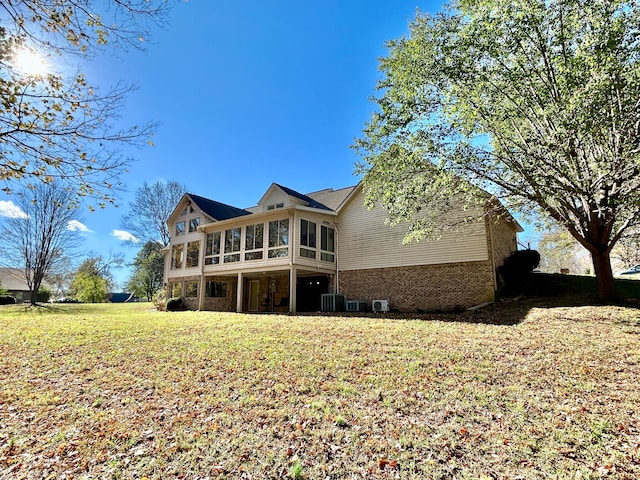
[
  {"x1": 0, "y1": 294, "x2": 17, "y2": 305},
  {"x1": 166, "y1": 297, "x2": 184, "y2": 312},
  {"x1": 153, "y1": 288, "x2": 167, "y2": 311},
  {"x1": 498, "y1": 249, "x2": 541, "y2": 296},
  {"x1": 37, "y1": 286, "x2": 51, "y2": 303}
]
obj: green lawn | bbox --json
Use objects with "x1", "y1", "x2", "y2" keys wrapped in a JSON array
[{"x1": 0, "y1": 302, "x2": 638, "y2": 479}]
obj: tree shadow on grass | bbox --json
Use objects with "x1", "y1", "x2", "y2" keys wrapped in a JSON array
[
  {"x1": 296, "y1": 274, "x2": 639, "y2": 326},
  {"x1": 20, "y1": 302, "x2": 99, "y2": 315}
]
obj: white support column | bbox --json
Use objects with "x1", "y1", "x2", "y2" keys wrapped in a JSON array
[
  {"x1": 198, "y1": 273, "x2": 206, "y2": 311},
  {"x1": 236, "y1": 272, "x2": 243, "y2": 313},
  {"x1": 289, "y1": 266, "x2": 297, "y2": 313}
]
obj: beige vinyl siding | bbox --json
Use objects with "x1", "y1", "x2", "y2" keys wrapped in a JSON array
[{"x1": 338, "y1": 189, "x2": 489, "y2": 271}]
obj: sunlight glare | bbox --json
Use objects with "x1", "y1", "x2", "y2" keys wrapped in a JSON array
[{"x1": 12, "y1": 47, "x2": 49, "y2": 77}]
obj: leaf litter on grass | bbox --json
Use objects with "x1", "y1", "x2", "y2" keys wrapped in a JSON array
[{"x1": 0, "y1": 302, "x2": 638, "y2": 478}]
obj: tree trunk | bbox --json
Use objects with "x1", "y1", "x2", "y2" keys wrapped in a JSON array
[{"x1": 591, "y1": 250, "x2": 617, "y2": 303}]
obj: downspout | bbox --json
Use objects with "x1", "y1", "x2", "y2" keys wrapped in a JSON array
[
  {"x1": 334, "y1": 222, "x2": 339, "y2": 294},
  {"x1": 487, "y1": 215, "x2": 498, "y2": 300}
]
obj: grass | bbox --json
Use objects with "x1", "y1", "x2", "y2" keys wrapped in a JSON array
[{"x1": 0, "y1": 301, "x2": 638, "y2": 478}]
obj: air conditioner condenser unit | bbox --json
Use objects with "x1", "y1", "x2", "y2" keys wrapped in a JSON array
[{"x1": 372, "y1": 300, "x2": 389, "y2": 313}]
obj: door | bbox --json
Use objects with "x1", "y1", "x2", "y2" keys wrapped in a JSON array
[
  {"x1": 296, "y1": 276, "x2": 329, "y2": 312},
  {"x1": 249, "y1": 280, "x2": 260, "y2": 312}
]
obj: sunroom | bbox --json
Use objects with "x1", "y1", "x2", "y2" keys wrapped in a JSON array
[{"x1": 188, "y1": 206, "x2": 338, "y2": 312}]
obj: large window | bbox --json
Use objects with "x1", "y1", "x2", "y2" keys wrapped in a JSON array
[
  {"x1": 320, "y1": 225, "x2": 335, "y2": 262},
  {"x1": 205, "y1": 232, "x2": 221, "y2": 265},
  {"x1": 175, "y1": 221, "x2": 185, "y2": 236},
  {"x1": 171, "y1": 244, "x2": 183, "y2": 269},
  {"x1": 189, "y1": 217, "x2": 200, "y2": 233},
  {"x1": 300, "y1": 219, "x2": 316, "y2": 259},
  {"x1": 186, "y1": 240, "x2": 200, "y2": 268},
  {"x1": 245, "y1": 223, "x2": 264, "y2": 261},
  {"x1": 268, "y1": 219, "x2": 289, "y2": 258},
  {"x1": 185, "y1": 281, "x2": 198, "y2": 297},
  {"x1": 205, "y1": 281, "x2": 227, "y2": 298},
  {"x1": 224, "y1": 227, "x2": 241, "y2": 263}
]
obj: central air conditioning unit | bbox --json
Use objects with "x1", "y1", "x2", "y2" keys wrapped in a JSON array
[
  {"x1": 372, "y1": 300, "x2": 389, "y2": 313},
  {"x1": 321, "y1": 293, "x2": 346, "y2": 312},
  {"x1": 346, "y1": 300, "x2": 368, "y2": 312}
]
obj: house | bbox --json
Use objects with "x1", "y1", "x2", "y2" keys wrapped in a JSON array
[
  {"x1": 162, "y1": 183, "x2": 522, "y2": 313},
  {"x1": 0, "y1": 268, "x2": 51, "y2": 302},
  {"x1": 108, "y1": 292, "x2": 139, "y2": 303}
]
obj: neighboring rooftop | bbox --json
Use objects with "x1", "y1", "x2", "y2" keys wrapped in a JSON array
[{"x1": 0, "y1": 268, "x2": 28, "y2": 291}]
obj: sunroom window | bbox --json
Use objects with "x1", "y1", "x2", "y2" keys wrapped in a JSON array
[
  {"x1": 245, "y1": 223, "x2": 264, "y2": 261},
  {"x1": 268, "y1": 219, "x2": 289, "y2": 258},
  {"x1": 320, "y1": 225, "x2": 335, "y2": 262},
  {"x1": 300, "y1": 219, "x2": 316, "y2": 259},
  {"x1": 205, "y1": 232, "x2": 221, "y2": 265},
  {"x1": 224, "y1": 227, "x2": 241, "y2": 263}
]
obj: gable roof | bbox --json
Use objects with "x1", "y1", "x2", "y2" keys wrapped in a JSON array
[
  {"x1": 187, "y1": 193, "x2": 252, "y2": 221},
  {"x1": 0, "y1": 268, "x2": 29, "y2": 291},
  {"x1": 273, "y1": 184, "x2": 332, "y2": 211},
  {"x1": 306, "y1": 185, "x2": 357, "y2": 211}
]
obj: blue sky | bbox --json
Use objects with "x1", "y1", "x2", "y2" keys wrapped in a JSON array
[{"x1": 2, "y1": 1, "x2": 533, "y2": 287}]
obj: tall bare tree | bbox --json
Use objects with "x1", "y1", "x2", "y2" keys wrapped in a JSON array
[
  {"x1": 0, "y1": 183, "x2": 80, "y2": 304},
  {"x1": 120, "y1": 180, "x2": 187, "y2": 245},
  {"x1": 0, "y1": 1, "x2": 168, "y2": 206}
]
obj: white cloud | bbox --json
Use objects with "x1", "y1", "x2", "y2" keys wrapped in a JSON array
[
  {"x1": 67, "y1": 220, "x2": 92, "y2": 232},
  {"x1": 112, "y1": 229, "x2": 140, "y2": 243},
  {"x1": 0, "y1": 200, "x2": 28, "y2": 219}
]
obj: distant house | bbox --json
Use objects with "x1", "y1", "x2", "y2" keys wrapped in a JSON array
[
  {"x1": 162, "y1": 182, "x2": 522, "y2": 313},
  {"x1": 0, "y1": 268, "x2": 49, "y2": 302},
  {"x1": 108, "y1": 293, "x2": 140, "y2": 303}
]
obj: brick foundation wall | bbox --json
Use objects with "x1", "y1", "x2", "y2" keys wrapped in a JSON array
[
  {"x1": 202, "y1": 276, "x2": 237, "y2": 312},
  {"x1": 339, "y1": 261, "x2": 495, "y2": 312}
]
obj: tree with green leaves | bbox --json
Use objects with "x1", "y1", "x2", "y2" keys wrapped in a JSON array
[
  {"x1": 536, "y1": 226, "x2": 586, "y2": 275},
  {"x1": 70, "y1": 254, "x2": 123, "y2": 303},
  {"x1": 127, "y1": 241, "x2": 164, "y2": 301},
  {"x1": 0, "y1": 1, "x2": 167, "y2": 207},
  {"x1": 354, "y1": 0, "x2": 640, "y2": 302},
  {"x1": 0, "y1": 183, "x2": 80, "y2": 305},
  {"x1": 120, "y1": 180, "x2": 187, "y2": 245}
]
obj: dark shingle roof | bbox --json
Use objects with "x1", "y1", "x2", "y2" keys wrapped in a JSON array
[
  {"x1": 188, "y1": 193, "x2": 252, "y2": 221},
  {"x1": 275, "y1": 184, "x2": 332, "y2": 211}
]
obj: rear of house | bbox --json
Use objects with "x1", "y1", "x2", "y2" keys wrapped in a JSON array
[{"x1": 163, "y1": 183, "x2": 521, "y2": 313}]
